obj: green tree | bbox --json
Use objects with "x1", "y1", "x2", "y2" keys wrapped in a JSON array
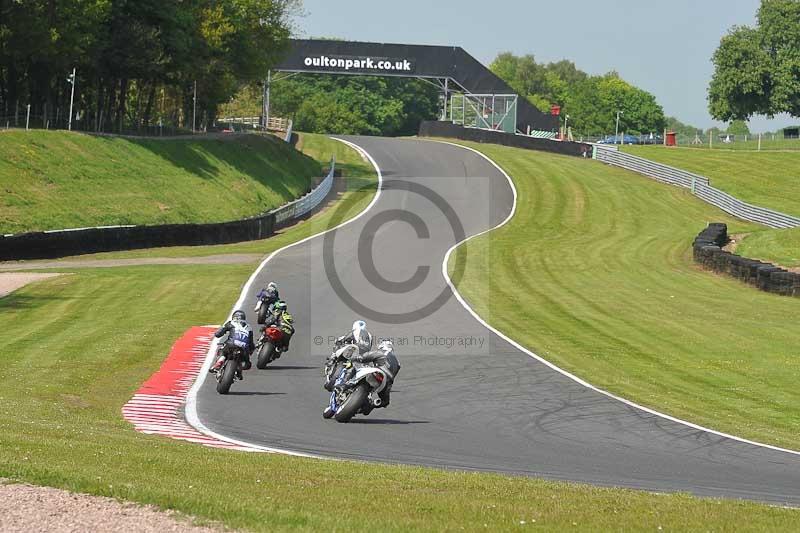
[
  {"x1": 708, "y1": 0, "x2": 800, "y2": 120},
  {"x1": 726, "y1": 119, "x2": 751, "y2": 136}
]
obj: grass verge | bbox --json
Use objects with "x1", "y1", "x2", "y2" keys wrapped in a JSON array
[
  {"x1": 0, "y1": 131, "x2": 321, "y2": 234},
  {"x1": 621, "y1": 145, "x2": 800, "y2": 218},
  {"x1": 737, "y1": 227, "x2": 800, "y2": 269},
  {"x1": 449, "y1": 141, "x2": 800, "y2": 450},
  {"x1": 1, "y1": 263, "x2": 799, "y2": 531}
]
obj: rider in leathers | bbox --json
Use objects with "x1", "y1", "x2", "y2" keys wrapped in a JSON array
[
  {"x1": 324, "y1": 320, "x2": 374, "y2": 391},
  {"x1": 262, "y1": 300, "x2": 294, "y2": 353},
  {"x1": 255, "y1": 282, "x2": 280, "y2": 324},
  {"x1": 210, "y1": 310, "x2": 255, "y2": 378},
  {"x1": 350, "y1": 340, "x2": 400, "y2": 407}
]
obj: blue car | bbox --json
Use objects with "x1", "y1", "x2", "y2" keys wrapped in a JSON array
[{"x1": 598, "y1": 134, "x2": 640, "y2": 145}]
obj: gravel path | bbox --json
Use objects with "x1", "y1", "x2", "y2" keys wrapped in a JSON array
[
  {"x1": 0, "y1": 481, "x2": 224, "y2": 532},
  {"x1": 0, "y1": 273, "x2": 64, "y2": 298},
  {"x1": 0, "y1": 254, "x2": 262, "y2": 272}
]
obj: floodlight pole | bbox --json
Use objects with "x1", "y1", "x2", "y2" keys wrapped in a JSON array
[
  {"x1": 68, "y1": 68, "x2": 76, "y2": 131},
  {"x1": 615, "y1": 110, "x2": 623, "y2": 144}
]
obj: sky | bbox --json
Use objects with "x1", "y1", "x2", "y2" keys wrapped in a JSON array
[{"x1": 293, "y1": 0, "x2": 796, "y2": 133}]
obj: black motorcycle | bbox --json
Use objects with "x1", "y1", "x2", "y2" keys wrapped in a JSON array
[{"x1": 214, "y1": 345, "x2": 247, "y2": 394}]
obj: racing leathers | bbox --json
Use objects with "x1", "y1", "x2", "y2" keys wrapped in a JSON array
[
  {"x1": 255, "y1": 286, "x2": 280, "y2": 323},
  {"x1": 212, "y1": 320, "x2": 255, "y2": 375},
  {"x1": 263, "y1": 309, "x2": 294, "y2": 352},
  {"x1": 350, "y1": 348, "x2": 400, "y2": 407}
]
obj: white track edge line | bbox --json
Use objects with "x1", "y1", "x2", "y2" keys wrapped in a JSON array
[
  {"x1": 184, "y1": 137, "x2": 383, "y2": 456},
  {"x1": 433, "y1": 139, "x2": 800, "y2": 458}
]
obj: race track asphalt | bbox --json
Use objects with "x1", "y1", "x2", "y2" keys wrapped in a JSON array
[{"x1": 194, "y1": 136, "x2": 800, "y2": 504}]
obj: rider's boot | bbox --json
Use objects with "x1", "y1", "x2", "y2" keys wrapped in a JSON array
[{"x1": 322, "y1": 406, "x2": 335, "y2": 419}]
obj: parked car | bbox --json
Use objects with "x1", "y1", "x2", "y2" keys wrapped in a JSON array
[{"x1": 598, "y1": 134, "x2": 640, "y2": 145}]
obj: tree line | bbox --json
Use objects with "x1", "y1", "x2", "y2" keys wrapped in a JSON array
[
  {"x1": 0, "y1": 0, "x2": 298, "y2": 133},
  {"x1": 489, "y1": 53, "x2": 666, "y2": 137}
]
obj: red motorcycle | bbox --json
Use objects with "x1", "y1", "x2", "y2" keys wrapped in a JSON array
[{"x1": 255, "y1": 326, "x2": 284, "y2": 369}]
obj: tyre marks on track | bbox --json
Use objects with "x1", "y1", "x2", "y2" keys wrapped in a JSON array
[{"x1": 122, "y1": 326, "x2": 257, "y2": 451}]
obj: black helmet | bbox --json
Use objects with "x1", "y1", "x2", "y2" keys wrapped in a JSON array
[
  {"x1": 232, "y1": 309, "x2": 246, "y2": 322},
  {"x1": 274, "y1": 300, "x2": 287, "y2": 312}
]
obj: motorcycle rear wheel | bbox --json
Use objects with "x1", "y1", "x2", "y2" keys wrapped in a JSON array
[
  {"x1": 334, "y1": 383, "x2": 370, "y2": 423},
  {"x1": 216, "y1": 360, "x2": 237, "y2": 394},
  {"x1": 256, "y1": 342, "x2": 275, "y2": 369}
]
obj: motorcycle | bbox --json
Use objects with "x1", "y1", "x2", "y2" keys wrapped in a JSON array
[
  {"x1": 325, "y1": 351, "x2": 389, "y2": 423},
  {"x1": 213, "y1": 345, "x2": 247, "y2": 395},
  {"x1": 255, "y1": 326, "x2": 285, "y2": 369},
  {"x1": 254, "y1": 297, "x2": 276, "y2": 325}
]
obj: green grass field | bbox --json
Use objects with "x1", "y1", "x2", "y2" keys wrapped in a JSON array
[
  {"x1": 2, "y1": 138, "x2": 799, "y2": 530},
  {"x1": 621, "y1": 145, "x2": 800, "y2": 218},
  {"x1": 737, "y1": 227, "x2": 800, "y2": 268},
  {"x1": 668, "y1": 136, "x2": 800, "y2": 151},
  {"x1": 450, "y1": 141, "x2": 800, "y2": 451},
  {"x1": 0, "y1": 131, "x2": 322, "y2": 234}
]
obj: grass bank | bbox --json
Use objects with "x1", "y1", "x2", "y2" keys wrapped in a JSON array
[
  {"x1": 621, "y1": 145, "x2": 800, "y2": 218},
  {"x1": 0, "y1": 131, "x2": 321, "y2": 234},
  {"x1": 737, "y1": 227, "x2": 800, "y2": 269},
  {"x1": 4, "y1": 133, "x2": 374, "y2": 262},
  {"x1": 449, "y1": 141, "x2": 800, "y2": 450}
]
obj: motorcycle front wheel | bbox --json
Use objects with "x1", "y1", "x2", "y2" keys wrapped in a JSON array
[
  {"x1": 334, "y1": 382, "x2": 369, "y2": 423},
  {"x1": 256, "y1": 342, "x2": 275, "y2": 369},
  {"x1": 216, "y1": 360, "x2": 237, "y2": 394}
]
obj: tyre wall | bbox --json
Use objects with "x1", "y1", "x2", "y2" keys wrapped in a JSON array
[{"x1": 693, "y1": 223, "x2": 800, "y2": 297}]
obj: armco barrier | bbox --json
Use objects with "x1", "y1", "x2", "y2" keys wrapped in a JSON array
[
  {"x1": 692, "y1": 223, "x2": 799, "y2": 297},
  {"x1": 419, "y1": 121, "x2": 593, "y2": 158},
  {"x1": 595, "y1": 146, "x2": 800, "y2": 229},
  {"x1": 0, "y1": 158, "x2": 336, "y2": 261}
]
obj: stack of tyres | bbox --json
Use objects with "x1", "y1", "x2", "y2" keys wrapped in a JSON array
[{"x1": 692, "y1": 222, "x2": 799, "y2": 298}]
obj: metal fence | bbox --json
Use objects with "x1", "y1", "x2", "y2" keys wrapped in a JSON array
[
  {"x1": 272, "y1": 156, "x2": 335, "y2": 226},
  {"x1": 594, "y1": 146, "x2": 800, "y2": 229}
]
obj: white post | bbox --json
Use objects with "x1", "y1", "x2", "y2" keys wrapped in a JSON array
[
  {"x1": 192, "y1": 80, "x2": 197, "y2": 133},
  {"x1": 442, "y1": 78, "x2": 449, "y2": 121},
  {"x1": 26, "y1": 104, "x2": 31, "y2": 130},
  {"x1": 758, "y1": 133, "x2": 762, "y2": 151},
  {"x1": 709, "y1": 130, "x2": 713, "y2": 149},
  {"x1": 264, "y1": 70, "x2": 271, "y2": 131},
  {"x1": 615, "y1": 111, "x2": 622, "y2": 144},
  {"x1": 68, "y1": 67, "x2": 76, "y2": 131}
]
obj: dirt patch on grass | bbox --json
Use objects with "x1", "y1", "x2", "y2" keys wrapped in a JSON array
[
  {"x1": 0, "y1": 273, "x2": 64, "y2": 298},
  {"x1": 0, "y1": 480, "x2": 223, "y2": 532},
  {"x1": 0, "y1": 254, "x2": 262, "y2": 272}
]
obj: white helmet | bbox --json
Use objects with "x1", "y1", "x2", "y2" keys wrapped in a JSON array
[
  {"x1": 352, "y1": 320, "x2": 367, "y2": 343},
  {"x1": 267, "y1": 281, "x2": 278, "y2": 291},
  {"x1": 378, "y1": 339, "x2": 393, "y2": 354}
]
